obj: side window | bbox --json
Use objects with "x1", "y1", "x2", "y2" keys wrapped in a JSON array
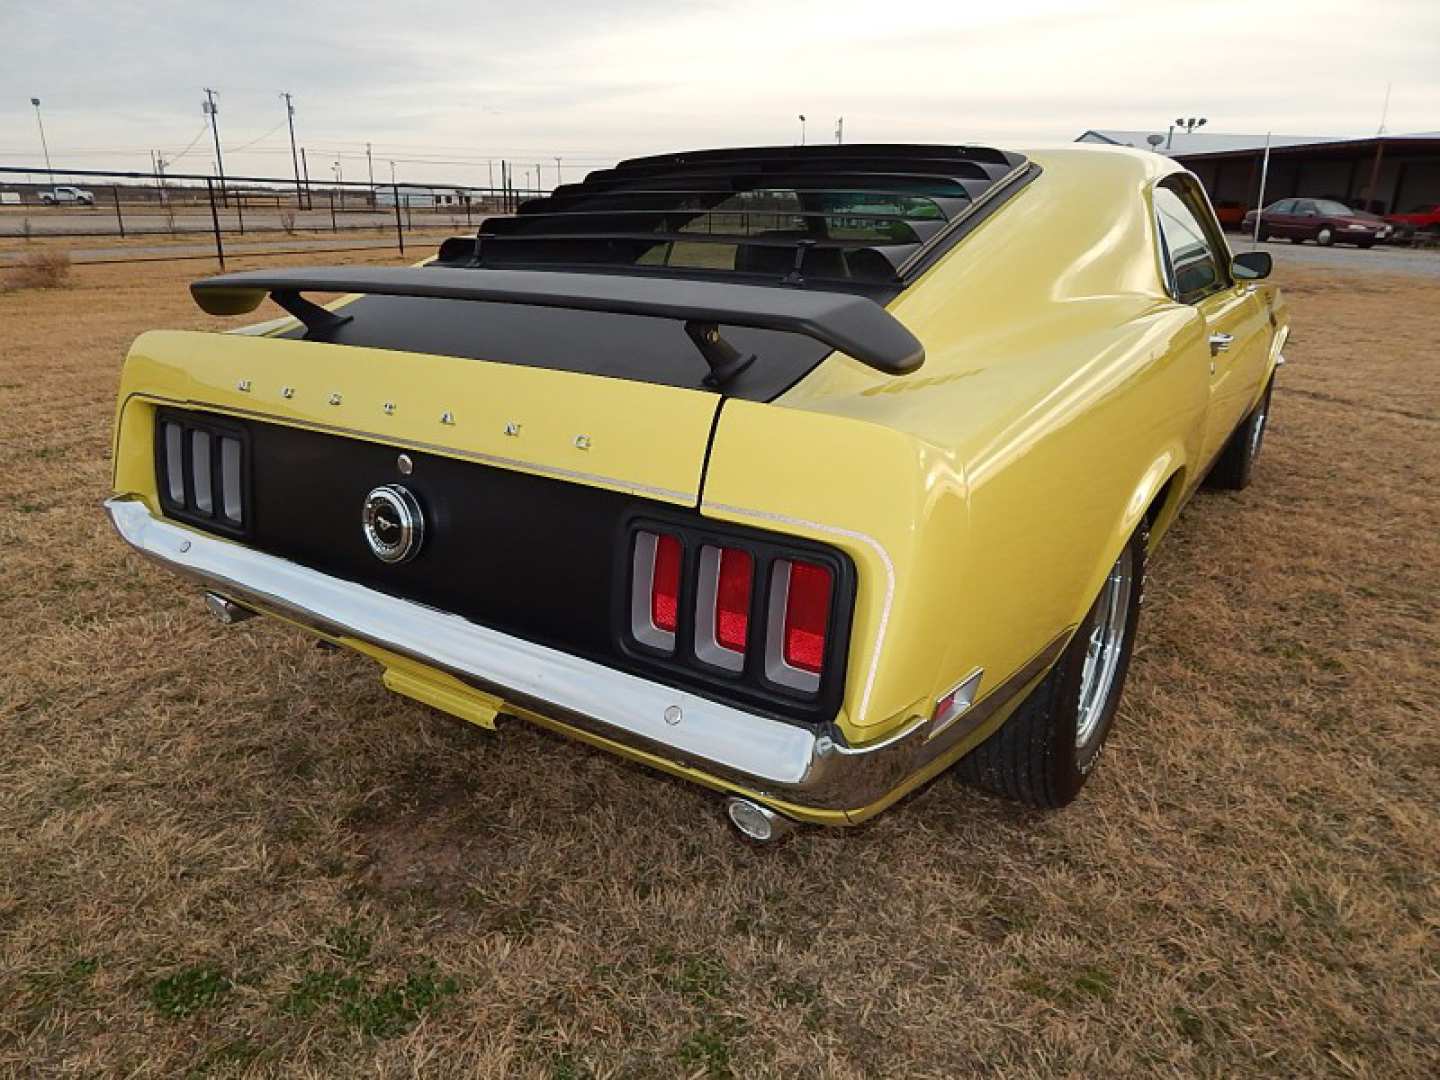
[
  {"x1": 1294, "y1": 200, "x2": 1316, "y2": 215},
  {"x1": 1155, "y1": 182, "x2": 1228, "y2": 305},
  {"x1": 1271, "y1": 199, "x2": 1295, "y2": 213}
]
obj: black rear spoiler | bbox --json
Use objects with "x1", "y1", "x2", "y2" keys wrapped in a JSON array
[{"x1": 190, "y1": 266, "x2": 924, "y2": 379}]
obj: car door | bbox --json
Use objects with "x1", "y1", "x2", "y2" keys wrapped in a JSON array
[
  {"x1": 1267, "y1": 198, "x2": 1296, "y2": 237},
  {"x1": 1292, "y1": 199, "x2": 1322, "y2": 239},
  {"x1": 1155, "y1": 177, "x2": 1271, "y2": 469}
]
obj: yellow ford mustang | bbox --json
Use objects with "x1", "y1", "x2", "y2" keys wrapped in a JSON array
[{"x1": 106, "y1": 143, "x2": 1287, "y2": 840}]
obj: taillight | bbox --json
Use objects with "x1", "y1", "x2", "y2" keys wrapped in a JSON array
[
  {"x1": 626, "y1": 523, "x2": 845, "y2": 704},
  {"x1": 651, "y1": 533, "x2": 682, "y2": 633},
  {"x1": 765, "y1": 559, "x2": 833, "y2": 692},
  {"x1": 631, "y1": 530, "x2": 681, "y2": 651},
  {"x1": 783, "y1": 562, "x2": 832, "y2": 673},
  {"x1": 716, "y1": 549, "x2": 753, "y2": 652},
  {"x1": 695, "y1": 545, "x2": 753, "y2": 672}
]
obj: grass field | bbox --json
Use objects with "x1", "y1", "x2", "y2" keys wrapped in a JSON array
[{"x1": 1, "y1": 256, "x2": 1437, "y2": 1077}]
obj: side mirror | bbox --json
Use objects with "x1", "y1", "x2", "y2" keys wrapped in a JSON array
[{"x1": 1232, "y1": 251, "x2": 1272, "y2": 280}]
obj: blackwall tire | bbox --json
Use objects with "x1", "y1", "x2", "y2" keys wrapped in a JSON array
[
  {"x1": 957, "y1": 525, "x2": 1146, "y2": 809},
  {"x1": 1206, "y1": 378, "x2": 1273, "y2": 491}
]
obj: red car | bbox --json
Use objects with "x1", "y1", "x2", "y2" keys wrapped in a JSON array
[
  {"x1": 1385, "y1": 203, "x2": 1440, "y2": 239},
  {"x1": 1241, "y1": 198, "x2": 1384, "y2": 247}
]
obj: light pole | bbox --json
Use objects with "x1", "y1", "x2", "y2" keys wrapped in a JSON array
[
  {"x1": 1166, "y1": 116, "x2": 1207, "y2": 149},
  {"x1": 835, "y1": 117, "x2": 844, "y2": 144},
  {"x1": 555, "y1": 156, "x2": 561, "y2": 189},
  {"x1": 282, "y1": 92, "x2": 303, "y2": 208},
  {"x1": 366, "y1": 142, "x2": 375, "y2": 193},
  {"x1": 798, "y1": 114, "x2": 806, "y2": 146},
  {"x1": 30, "y1": 97, "x2": 54, "y2": 191},
  {"x1": 333, "y1": 160, "x2": 342, "y2": 210}
]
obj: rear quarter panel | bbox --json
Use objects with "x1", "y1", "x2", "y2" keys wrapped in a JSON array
[{"x1": 706, "y1": 148, "x2": 1215, "y2": 744}]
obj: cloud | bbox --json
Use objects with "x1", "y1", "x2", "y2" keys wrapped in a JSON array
[{"x1": 1, "y1": 0, "x2": 1436, "y2": 187}]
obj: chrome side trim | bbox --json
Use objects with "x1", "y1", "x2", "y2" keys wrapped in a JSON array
[{"x1": 105, "y1": 497, "x2": 1066, "y2": 813}]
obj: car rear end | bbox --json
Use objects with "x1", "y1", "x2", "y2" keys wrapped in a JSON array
[{"x1": 107, "y1": 144, "x2": 1038, "y2": 827}]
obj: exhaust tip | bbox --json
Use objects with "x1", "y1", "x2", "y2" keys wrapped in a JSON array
[
  {"x1": 724, "y1": 797, "x2": 793, "y2": 843},
  {"x1": 205, "y1": 592, "x2": 255, "y2": 625}
]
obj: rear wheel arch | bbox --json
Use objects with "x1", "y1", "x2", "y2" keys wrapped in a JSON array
[{"x1": 1143, "y1": 467, "x2": 1186, "y2": 543}]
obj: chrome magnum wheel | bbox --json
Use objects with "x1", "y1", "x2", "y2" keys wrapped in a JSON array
[
  {"x1": 958, "y1": 525, "x2": 1146, "y2": 808},
  {"x1": 1075, "y1": 546, "x2": 1135, "y2": 750}
]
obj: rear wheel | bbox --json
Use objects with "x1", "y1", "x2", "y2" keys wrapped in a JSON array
[
  {"x1": 1206, "y1": 378, "x2": 1273, "y2": 491},
  {"x1": 957, "y1": 526, "x2": 1145, "y2": 808}
]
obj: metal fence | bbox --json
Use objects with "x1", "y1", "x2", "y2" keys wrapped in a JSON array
[{"x1": 0, "y1": 164, "x2": 545, "y2": 267}]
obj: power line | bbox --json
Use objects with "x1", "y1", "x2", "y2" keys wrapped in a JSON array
[
  {"x1": 230, "y1": 118, "x2": 289, "y2": 152},
  {"x1": 166, "y1": 122, "x2": 213, "y2": 163}
]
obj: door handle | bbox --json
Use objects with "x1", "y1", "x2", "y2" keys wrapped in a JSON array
[{"x1": 1208, "y1": 332, "x2": 1233, "y2": 355}]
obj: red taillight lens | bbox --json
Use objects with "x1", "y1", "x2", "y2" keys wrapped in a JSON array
[
  {"x1": 714, "y1": 547, "x2": 754, "y2": 653},
  {"x1": 782, "y1": 561, "x2": 832, "y2": 674},
  {"x1": 651, "y1": 533, "x2": 682, "y2": 633}
]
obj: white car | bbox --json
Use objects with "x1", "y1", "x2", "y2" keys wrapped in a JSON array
[{"x1": 39, "y1": 185, "x2": 95, "y2": 206}]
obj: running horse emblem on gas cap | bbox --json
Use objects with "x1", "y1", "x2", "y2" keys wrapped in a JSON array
[{"x1": 361, "y1": 484, "x2": 425, "y2": 564}]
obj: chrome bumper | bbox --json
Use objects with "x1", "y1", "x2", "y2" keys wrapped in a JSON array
[{"x1": 105, "y1": 497, "x2": 1047, "y2": 815}]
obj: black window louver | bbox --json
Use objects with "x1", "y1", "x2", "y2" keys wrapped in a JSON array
[{"x1": 447, "y1": 144, "x2": 1034, "y2": 292}]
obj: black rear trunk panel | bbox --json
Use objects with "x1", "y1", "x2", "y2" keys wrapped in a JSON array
[{"x1": 247, "y1": 418, "x2": 630, "y2": 663}]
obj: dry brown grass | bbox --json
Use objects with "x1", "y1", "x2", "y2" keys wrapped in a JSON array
[
  {"x1": 0, "y1": 257, "x2": 1437, "y2": 1077},
  {"x1": 4, "y1": 249, "x2": 72, "y2": 290}
]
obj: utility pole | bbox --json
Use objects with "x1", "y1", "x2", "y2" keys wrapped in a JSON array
[
  {"x1": 282, "y1": 92, "x2": 302, "y2": 209},
  {"x1": 30, "y1": 98, "x2": 54, "y2": 190},
  {"x1": 366, "y1": 141, "x2": 375, "y2": 192},
  {"x1": 203, "y1": 88, "x2": 227, "y2": 206},
  {"x1": 389, "y1": 159, "x2": 396, "y2": 184},
  {"x1": 799, "y1": 114, "x2": 806, "y2": 146},
  {"x1": 151, "y1": 150, "x2": 170, "y2": 205},
  {"x1": 555, "y1": 157, "x2": 561, "y2": 189},
  {"x1": 301, "y1": 147, "x2": 311, "y2": 209},
  {"x1": 835, "y1": 117, "x2": 844, "y2": 144}
]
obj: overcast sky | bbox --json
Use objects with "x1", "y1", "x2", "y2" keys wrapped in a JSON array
[{"x1": 2, "y1": 0, "x2": 1436, "y2": 188}]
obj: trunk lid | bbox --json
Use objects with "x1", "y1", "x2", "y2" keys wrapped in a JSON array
[{"x1": 126, "y1": 328, "x2": 721, "y2": 505}]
